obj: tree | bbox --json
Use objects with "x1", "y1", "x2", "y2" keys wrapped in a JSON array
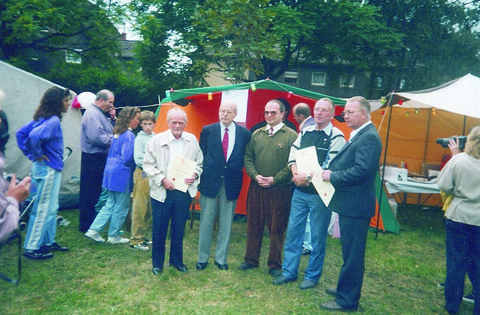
[
  {"x1": 365, "y1": 0, "x2": 480, "y2": 90},
  {"x1": 0, "y1": 0, "x2": 162, "y2": 106}
]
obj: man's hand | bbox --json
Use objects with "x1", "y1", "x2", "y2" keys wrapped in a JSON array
[
  {"x1": 256, "y1": 175, "x2": 274, "y2": 188},
  {"x1": 322, "y1": 170, "x2": 332, "y2": 182},
  {"x1": 161, "y1": 177, "x2": 175, "y2": 191},
  {"x1": 184, "y1": 173, "x2": 196, "y2": 186},
  {"x1": 292, "y1": 171, "x2": 311, "y2": 187}
]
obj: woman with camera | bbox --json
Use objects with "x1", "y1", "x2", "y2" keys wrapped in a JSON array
[{"x1": 438, "y1": 127, "x2": 480, "y2": 314}]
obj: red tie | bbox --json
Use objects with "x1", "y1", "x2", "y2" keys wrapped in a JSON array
[
  {"x1": 269, "y1": 126, "x2": 274, "y2": 136},
  {"x1": 222, "y1": 127, "x2": 229, "y2": 160}
]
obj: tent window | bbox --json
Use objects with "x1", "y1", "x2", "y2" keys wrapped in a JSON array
[
  {"x1": 284, "y1": 71, "x2": 298, "y2": 84},
  {"x1": 312, "y1": 72, "x2": 326, "y2": 86},
  {"x1": 65, "y1": 50, "x2": 82, "y2": 64},
  {"x1": 339, "y1": 74, "x2": 355, "y2": 88}
]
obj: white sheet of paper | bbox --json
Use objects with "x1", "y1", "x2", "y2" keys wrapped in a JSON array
[
  {"x1": 295, "y1": 146, "x2": 335, "y2": 206},
  {"x1": 167, "y1": 155, "x2": 197, "y2": 193}
]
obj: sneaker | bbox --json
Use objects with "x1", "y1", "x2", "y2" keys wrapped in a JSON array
[
  {"x1": 143, "y1": 239, "x2": 153, "y2": 245},
  {"x1": 302, "y1": 248, "x2": 312, "y2": 255},
  {"x1": 107, "y1": 236, "x2": 129, "y2": 244},
  {"x1": 85, "y1": 230, "x2": 105, "y2": 243},
  {"x1": 463, "y1": 292, "x2": 475, "y2": 303},
  {"x1": 130, "y1": 243, "x2": 149, "y2": 251},
  {"x1": 24, "y1": 249, "x2": 53, "y2": 260}
]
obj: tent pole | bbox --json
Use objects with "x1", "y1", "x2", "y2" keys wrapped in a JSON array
[
  {"x1": 423, "y1": 109, "x2": 432, "y2": 164},
  {"x1": 376, "y1": 93, "x2": 395, "y2": 239},
  {"x1": 463, "y1": 115, "x2": 467, "y2": 135}
]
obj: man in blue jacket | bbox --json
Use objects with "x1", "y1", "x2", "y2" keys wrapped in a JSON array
[
  {"x1": 196, "y1": 100, "x2": 251, "y2": 271},
  {"x1": 321, "y1": 96, "x2": 382, "y2": 312}
]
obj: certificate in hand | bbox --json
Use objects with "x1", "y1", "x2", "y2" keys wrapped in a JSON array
[
  {"x1": 295, "y1": 146, "x2": 335, "y2": 206},
  {"x1": 167, "y1": 155, "x2": 197, "y2": 193}
]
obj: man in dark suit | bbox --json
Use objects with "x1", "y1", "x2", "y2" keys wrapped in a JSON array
[
  {"x1": 320, "y1": 96, "x2": 382, "y2": 312},
  {"x1": 196, "y1": 100, "x2": 251, "y2": 271}
]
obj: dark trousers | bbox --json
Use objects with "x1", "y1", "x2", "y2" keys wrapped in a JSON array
[
  {"x1": 336, "y1": 215, "x2": 371, "y2": 310},
  {"x1": 79, "y1": 152, "x2": 107, "y2": 233},
  {"x1": 151, "y1": 190, "x2": 191, "y2": 269},
  {"x1": 244, "y1": 182, "x2": 291, "y2": 269},
  {"x1": 445, "y1": 219, "x2": 480, "y2": 315}
]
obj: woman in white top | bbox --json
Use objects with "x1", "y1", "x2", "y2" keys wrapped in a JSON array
[{"x1": 438, "y1": 126, "x2": 480, "y2": 315}]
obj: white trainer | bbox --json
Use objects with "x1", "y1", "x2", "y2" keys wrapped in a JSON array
[
  {"x1": 85, "y1": 230, "x2": 105, "y2": 243},
  {"x1": 130, "y1": 243, "x2": 150, "y2": 251},
  {"x1": 107, "y1": 236, "x2": 130, "y2": 244}
]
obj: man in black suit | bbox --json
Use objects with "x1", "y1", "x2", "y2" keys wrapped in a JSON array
[
  {"x1": 320, "y1": 96, "x2": 382, "y2": 312},
  {"x1": 196, "y1": 100, "x2": 251, "y2": 271}
]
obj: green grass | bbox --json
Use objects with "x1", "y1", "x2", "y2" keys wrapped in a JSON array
[{"x1": 0, "y1": 204, "x2": 474, "y2": 314}]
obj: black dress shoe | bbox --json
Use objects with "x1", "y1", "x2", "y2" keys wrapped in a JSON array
[
  {"x1": 269, "y1": 267, "x2": 282, "y2": 277},
  {"x1": 238, "y1": 262, "x2": 257, "y2": 271},
  {"x1": 272, "y1": 275, "x2": 295, "y2": 285},
  {"x1": 42, "y1": 242, "x2": 68, "y2": 252},
  {"x1": 24, "y1": 250, "x2": 53, "y2": 260},
  {"x1": 214, "y1": 261, "x2": 228, "y2": 270},
  {"x1": 320, "y1": 301, "x2": 357, "y2": 312},
  {"x1": 171, "y1": 264, "x2": 188, "y2": 272},
  {"x1": 196, "y1": 262, "x2": 208, "y2": 270},
  {"x1": 152, "y1": 267, "x2": 163, "y2": 275}
]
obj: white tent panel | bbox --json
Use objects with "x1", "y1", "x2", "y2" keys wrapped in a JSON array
[{"x1": 0, "y1": 61, "x2": 81, "y2": 208}]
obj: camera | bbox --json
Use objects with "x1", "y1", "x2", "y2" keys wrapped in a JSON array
[{"x1": 436, "y1": 136, "x2": 467, "y2": 151}]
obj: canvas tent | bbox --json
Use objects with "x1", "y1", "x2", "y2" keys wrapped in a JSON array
[
  {"x1": 372, "y1": 73, "x2": 480, "y2": 174},
  {"x1": 156, "y1": 79, "x2": 400, "y2": 233},
  {"x1": 0, "y1": 61, "x2": 82, "y2": 208},
  {"x1": 371, "y1": 74, "x2": 480, "y2": 206}
]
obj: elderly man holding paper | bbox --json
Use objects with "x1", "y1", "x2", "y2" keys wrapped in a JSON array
[
  {"x1": 143, "y1": 107, "x2": 203, "y2": 275},
  {"x1": 273, "y1": 98, "x2": 345, "y2": 290}
]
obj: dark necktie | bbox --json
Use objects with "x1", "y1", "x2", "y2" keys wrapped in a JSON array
[
  {"x1": 222, "y1": 127, "x2": 229, "y2": 160},
  {"x1": 269, "y1": 126, "x2": 274, "y2": 136}
]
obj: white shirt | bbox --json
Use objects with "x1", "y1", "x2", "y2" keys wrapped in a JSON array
[
  {"x1": 349, "y1": 121, "x2": 372, "y2": 141},
  {"x1": 266, "y1": 122, "x2": 284, "y2": 136},
  {"x1": 167, "y1": 130, "x2": 185, "y2": 172}
]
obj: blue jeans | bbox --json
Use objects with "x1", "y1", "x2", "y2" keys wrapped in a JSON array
[
  {"x1": 89, "y1": 189, "x2": 131, "y2": 237},
  {"x1": 282, "y1": 189, "x2": 332, "y2": 282},
  {"x1": 303, "y1": 213, "x2": 313, "y2": 251},
  {"x1": 24, "y1": 162, "x2": 62, "y2": 251},
  {"x1": 444, "y1": 219, "x2": 480, "y2": 314}
]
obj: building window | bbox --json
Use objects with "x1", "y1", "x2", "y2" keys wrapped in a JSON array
[
  {"x1": 375, "y1": 76, "x2": 383, "y2": 88},
  {"x1": 339, "y1": 74, "x2": 355, "y2": 88},
  {"x1": 284, "y1": 71, "x2": 298, "y2": 84},
  {"x1": 399, "y1": 78, "x2": 406, "y2": 90},
  {"x1": 311, "y1": 72, "x2": 326, "y2": 86},
  {"x1": 65, "y1": 49, "x2": 82, "y2": 64}
]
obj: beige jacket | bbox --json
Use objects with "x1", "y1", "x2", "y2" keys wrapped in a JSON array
[{"x1": 143, "y1": 130, "x2": 203, "y2": 202}]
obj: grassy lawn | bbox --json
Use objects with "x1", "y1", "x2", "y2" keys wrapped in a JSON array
[{"x1": 0, "y1": 204, "x2": 473, "y2": 314}]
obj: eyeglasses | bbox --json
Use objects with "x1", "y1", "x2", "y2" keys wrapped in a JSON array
[
  {"x1": 341, "y1": 110, "x2": 363, "y2": 117},
  {"x1": 264, "y1": 111, "x2": 279, "y2": 115}
]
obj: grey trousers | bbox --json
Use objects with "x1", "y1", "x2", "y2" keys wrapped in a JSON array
[{"x1": 197, "y1": 182, "x2": 237, "y2": 265}]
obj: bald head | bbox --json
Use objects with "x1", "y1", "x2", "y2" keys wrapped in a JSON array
[
  {"x1": 293, "y1": 103, "x2": 311, "y2": 124},
  {"x1": 218, "y1": 100, "x2": 238, "y2": 127}
]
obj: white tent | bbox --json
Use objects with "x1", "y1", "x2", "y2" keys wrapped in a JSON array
[
  {"x1": 0, "y1": 61, "x2": 81, "y2": 208},
  {"x1": 390, "y1": 73, "x2": 480, "y2": 117},
  {"x1": 372, "y1": 73, "x2": 480, "y2": 175}
]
